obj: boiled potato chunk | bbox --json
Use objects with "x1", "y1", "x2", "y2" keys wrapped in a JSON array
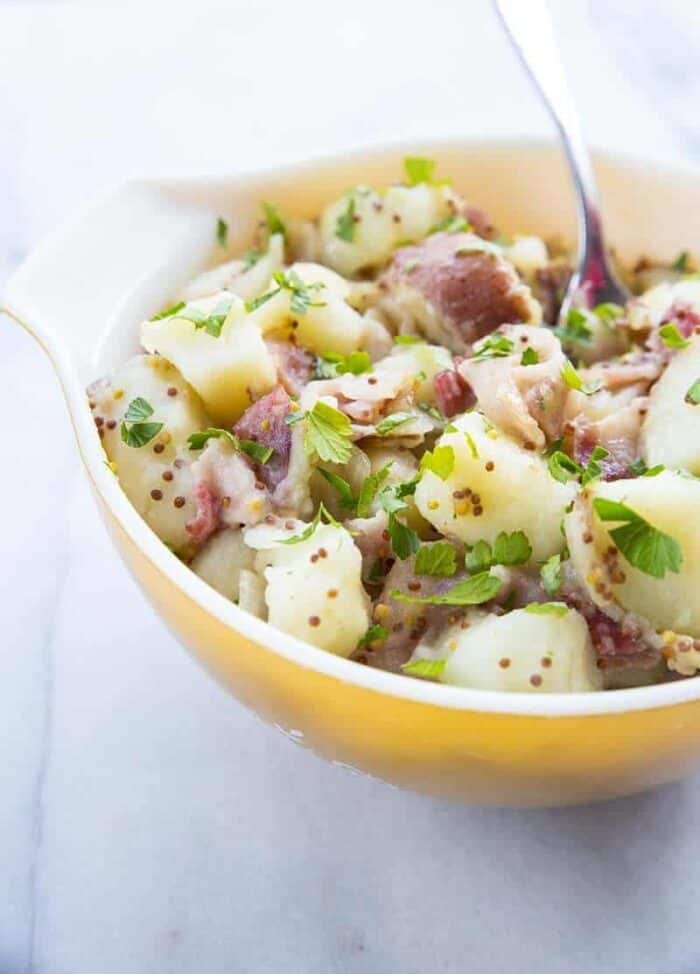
[
  {"x1": 89, "y1": 354, "x2": 208, "y2": 553},
  {"x1": 376, "y1": 343, "x2": 453, "y2": 403},
  {"x1": 141, "y1": 292, "x2": 277, "y2": 424},
  {"x1": 439, "y1": 607, "x2": 602, "y2": 692},
  {"x1": 320, "y1": 183, "x2": 454, "y2": 277},
  {"x1": 641, "y1": 336, "x2": 700, "y2": 474},
  {"x1": 415, "y1": 412, "x2": 575, "y2": 562},
  {"x1": 247, "y1": 262, "x2": 367, "y2": 356},
  {"x1": 179, "y1": 233, "x2": 284, "y2": 303},
  {"x1": 245, "y1": 521, "x2": 370, "y2": 656},
  {"x1": 569, "y1": 471, "x2": 700, "y2": 636},
  {"x1": 190, "y1": 529, "x2": 255, "y2": 601}
]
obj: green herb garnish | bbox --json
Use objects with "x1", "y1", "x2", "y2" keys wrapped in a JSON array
[
  {"x1": 216, "y1": 217, "x2": 228, "y2": 247},
  {"x1": 592, "y1": 497, "x2": 682, "y2": 578},
  {"x1": 302, "y1": 400, "x2": 353, "y2": 464},
  {"x1": 419, "y1": 444, "x2": 455, "y2": 481},
  {"x1": 659, "y1": 322, "x2": 691, "y2": 350},
  {"x1": 120, "y1": 398, "x2": 163, "y2": 448},
  {"x1": 471, "y1": 335, "x2": 515, "y2": 362},
  {"x1": 524, "y1": 602, "x2": 568, "y2": 616},
  {"x1": 317, "y1": 468, "x2": 357, "y2": 510},
  {"x1": 414, "y1": 541, "x2": 458, "y2": 577},
  {"x1": 335, "y1": 196, "x2": 357, "y2": 242},
  {"x1": 540, "y1": 554, "x2": 562, "y2": 595},
  {"x1": 401, "y1": 658, "x2": 446, "y2": 679},
  {"x1": 390, "y1": 571, "x2": 502, "y2": 606},
  {"x1": 520, "y1": 346, "x2": 539, "y2": 366}
]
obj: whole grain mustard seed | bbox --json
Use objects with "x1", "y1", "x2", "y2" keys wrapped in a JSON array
[
  {"x1": 530, "y1": 674, "x2": 543, "y2": 687},
  {"x1": 327, "y1": 589, "x2": 338, "y2": 599},
  {"x1": 162, "y1": 470, "x2": 174, "y2": 482},
  {"x1": 150, "y1": 488, "x2": 163, "y2": 501},
  {"x1": 173, "y1": 496, "x2": 186, "y2": 508},
  {"x1": 499, "y1": 658, "x2": 511, "y2": 669},
  {"x1": 308, "y1": 616, "x2": 321, "y2": 627},
  {"x1": 167, "y1": 386, "x2": 178, "y2": 397},
  {"x1": 153, "y1": 443, "x2": 165, "y2": 454}
]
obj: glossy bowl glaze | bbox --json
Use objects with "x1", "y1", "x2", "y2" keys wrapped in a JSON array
[{"x1": 5, "y1": 139, "x2": 700, "y2": 806}]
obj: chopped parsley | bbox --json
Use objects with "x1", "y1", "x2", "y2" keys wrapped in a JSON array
[
  {"x1": 464, "y1": 530, "x2": 532, "y2": 572},
  {"x1": 393, "y1": 334, "x2": 424, "y2": 345},
  {"x1": 464, "y1": 431, "x2": 479, "y2": 459},
  {"x1": 317, "y1": 468, "x2": 357, "y2": 510},
  {"x1": 241, "y1": 249, "x2": 263, "y2": 271},
  {"x1": 685, "y1": 378, "x2": 700, "y2": 405},
  {"x1": 335, "y1": 196, "x2": 357, "y2": 242},
  {"x1": 357, "y1": 463, "x2": 393, "y2": 518},
  {"x1": 314, "y1": 350, "x2": 372, "y2": 379},
  {"x1": 593, "y1": 302, "x2": 624, "y2": 326},
  {"x1": 374, "y1": 412, "x2": 416, "y2": 436},
  {"x1": 471, "y1": 335, "x2": 515, "y2": 362},
  {"x1": 419, "y1": 444, "x2": 455, "y2": 480},
  {"x1": 358, "y1": 625, "x2": 388, "y2": 648},
  {"x1": 540, "y1": 554, "x2": 562, "y2": 595},
  {"x1": 246, "y1": 270, "x2": 326, "y2": 316},
  {"x1": 149, "y1": 301, "x2": 186, "y2": 322},
  {"x1": 561, "y1": 360, "x2": 601, "y2": 396},
  {"x1": 401, "y1": 658, "x2": 446, "y2": 679},
  {"x1": 187, "y1": 427, "x2": 274, "y2": 463},
  {"x1": 524, "y1": 602, "x2": 568, "y2": 616},
  {"x1": 592, "y1": 497, "x2": 682, "y2": 578},
  {"x1": 390, "y1": 570, "x2": 502, "y2": 606},
  {"x1": 262, "y1": 201, "x2": 286, "y2": 239},
  {"x1": 659, "y1": 322, "x2": 690, "y2": 350},
  {"x1": 175, "y1": 297, "x2": 233, "y2": 338},
  {"x1": 279, "y1": 502, "x2": 338, "y2": 545},
  {"x1": 403, "y1": 156, "x2": 437, "y2": 186},
  {"x1": 520, "y1": 346, "x2": 539, "y2": 366},
  {"x1": 555, "y1": 307, "x2": 592, "y2": 345},
  {"x1": 581, "y1": 445, "x2": 609, "y2": 486},
  {"x1": 430, "y1": 215, "x2": 470, "y2": 235},
  {"x1": 302, "y1": 400, "x2": 353, "y2": 464},
  {"x1": 629, "y1": 459, "x2": 665, "y2": 477},
  {"x1": 414, "y1": 541, "x2": 458, "y2": 577},
  {"x1": 672, "y1": 251, "x2": 693, "y2": 272},
  {"x1": 547, "y1": 449, "x2": 582, "y2": 484},
  {"x1": 418, "y1": 402, "x2": 445, "y2": 422},
  {"x1": 216, "y1": 217, "x2": 228, "y2": 248},
  {"x1": 120, "y1": 398, "x2": 163, "y2": 448},
  {"x1": 386, "y1": 512, "x2": 420, "y2": 560}
]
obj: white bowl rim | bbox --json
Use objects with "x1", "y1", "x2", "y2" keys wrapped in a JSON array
[{"x1": 5, "y1": 133, "x2": 700, "y2": 719}]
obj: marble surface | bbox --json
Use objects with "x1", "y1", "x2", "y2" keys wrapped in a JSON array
[{"x1": 2, "y1": 2, "x2": 700, "y2": 971}]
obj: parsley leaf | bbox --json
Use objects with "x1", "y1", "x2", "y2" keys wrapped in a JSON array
[
  {"x1": 685, "y1": 378, "x2": 700, "y2": 405},
  {"x1": 629, "y1": 458, "x2": 665, "y2": 477},
  {"x1": 303, "y1": 401, "x2": 353, "y2": 464},
  {"x1": 430, "y1": 215, "x2": 470, "y2": 235},
  {"x1": 419, "y1": 444, "x2": 455, "y2": 480},
  {"x1": 492, "y1": 530, "x2": 532, "y2": 566},
  {"x1": 403, "y1": 156, "x2": 436, "y2": 185},
  {"x1": 548, "y1": 450, "x2": 583, "y2": 483},
  {"x1": 393, "y1": 334, "x2": 424, "y2": 345},
  {"x1": 358, "y1": 625, "x2": 388, "y2": 648},
  {"x1": 464, "y1": 540, "x2": 493, "y2": 573},
  {"x1": 464, "y1": 531, "x2": 532, "y2": 571},
  {"x1": 524, "y1": 602, "x2": 568, "y2": 616},
  {"x1": 401, "y1": 658, "x2": 446, "y2": 679},
  {"x1": 471, "y1": 335, "x2": 515, "y2": 362},
  {"x1": 335, "y1": 196, "x2": 357, "y2": 242},
  {"x1": 464, "y1": 432, "x2": 479, "y2": 459},
  {"x1": 390, "y1": 571, "x2": 502, "y2": 606},
  {"x1": 555, "y1": 307, "x2": 592, "y2": 345},
  {"x1": 561, "y1": 360, "x2": 601, "y2": 395},
  {"x1": 216, "y1": 217, "x2": 228, "y2": 247},
  {"x1": 177, "y1": 297, "x2": 233, "y2": 338},
  {"x1": 672, "y1": 250, "x2": 693, "y2": 272},
  {"x1": 374, "y1": 412, "x2": 416, "y2": 436},
  {"x1": 581, "y1": 445, "x2": 609, "y2": 486},
  {"x1": 386, "y1": 512, "x2": 420, "y2": 560},
  {"x1": 592, "y1": 497, "x2": 682, "y2": 578},
  {"x1": 314, "y1": 350, "x2": 372, "y2": 379},
  {"x1": 149, "y1": 301, "x2": 185, "y2": 322},
  {"x1": 187, "y1": 427, "x2": 238, "y2": 450},
  {"x1": 659, "y1": 322, "x2": 691, "y2": 349},
  {"x1": 414, "y1": 541, "x2": 458, "y2": 577},
  {"x1": 262, "y1": 201, "x2": 286, "y2": 239},
  {"x1": 317, "y1": 468, "x2": 357, "y2": 511},
  {"x1": 120, "y1": 398, "x2": 163, "y2": 448},
  {"x1": 540, "y1": 554, "x2": 562, "y2": 595},
  {"x1": 241, "y1": 249, "x2": 263, "y2": 270},
  {"x1": 521, "y1": 346, "x2": 539, "y2": 366},
  {"x1": 279, "y1": 502, "x2": 338, "y2": 545},
  {"x1": 187, "y1": 427, "x2": 274, "y2": 463},
  {"x1": 593, "y1": 303, "x2": 624, "y2": 326},
  {"x1": 240, "y1": 440, "x2": 274, "y2": 464},
  {"x1": 357, "y1": 463, "x2": 393, "y2": 518}
]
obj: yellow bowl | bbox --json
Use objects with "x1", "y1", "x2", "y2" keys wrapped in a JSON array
[{"x1": 5, "y1": 139, "x2": 700, "y2": 807}]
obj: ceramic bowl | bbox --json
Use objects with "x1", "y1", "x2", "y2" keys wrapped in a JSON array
[{"x1": 6, "y1": 138, "x2": 700, "y2": 807}]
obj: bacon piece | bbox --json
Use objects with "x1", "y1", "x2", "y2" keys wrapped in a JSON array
[
  {"x1": 185, "y1": 480, "x2": 221, "y2": 547},
  {"x1": 234, "y1": 386, "x2": 293, "y2": 491},
  {"x1": 461, "y1": 203, "x2": 498, "y2": 241},
  {"x1": 379, "y1": 231, "x2": 540, "y2": 353},
  {"x1": 265, "y1": 339, "x2": 315, "y2": 397},
  {"x1": 433, "y1": 368, "x2": 475, "y2": 417}
]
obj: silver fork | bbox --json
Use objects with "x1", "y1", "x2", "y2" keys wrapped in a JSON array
[{"x1": 493, "y1": 0, "x2": 630, "y2": 323}]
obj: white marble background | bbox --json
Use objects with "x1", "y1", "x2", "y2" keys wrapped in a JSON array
[{"x1": 2, "y1": 2, "x2": 700, "y2": 971}]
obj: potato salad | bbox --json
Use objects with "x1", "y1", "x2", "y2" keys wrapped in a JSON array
[{"x1": 89, "y1": 157, "x2": 700, "y2": 693}]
